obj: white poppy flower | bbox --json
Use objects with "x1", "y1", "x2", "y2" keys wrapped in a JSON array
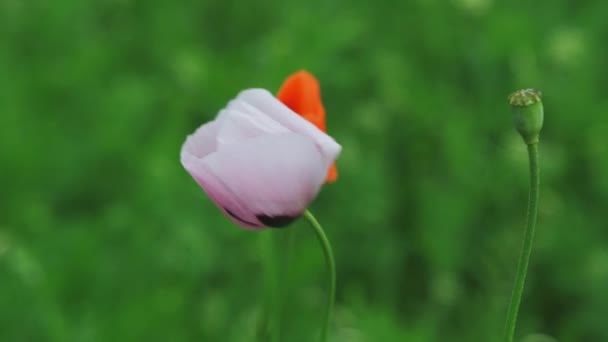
[{"x1": 181, "y1": 83, "x2": 341, "y2": 229}]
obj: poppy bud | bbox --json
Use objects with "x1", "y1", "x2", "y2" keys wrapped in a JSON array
[{"x1": 508, "y1": 88, "x2": 544, "y2": 144}]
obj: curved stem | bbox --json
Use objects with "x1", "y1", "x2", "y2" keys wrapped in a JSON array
[
  {"x1": 304, "y1": 210, "x2": 336, "y2": 342},
  {"x1": 503, "y1": 143, "x2": 540, "y2": 342}
]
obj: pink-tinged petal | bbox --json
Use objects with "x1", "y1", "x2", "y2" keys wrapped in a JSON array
[
  {"x1": 236, "y1": 89, "x2": 342, "y2": 165},
  {"x1": 181, "y1": 154, "x2": 265, "y2": 229},
  {"x1": 205, "y1": 133, "x2": 327, "y2": 224}
]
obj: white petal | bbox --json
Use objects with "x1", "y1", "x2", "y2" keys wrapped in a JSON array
[
  {"x1": 181, "y1": 120, "x2": 220, "y2": 163},
  {"x1": 203, "y1": 133, "x2": 327, "y2": 219},
  {"x1": 216, "y1": 100, "x2": 289, "y2": 148},
  {"x1": 236, "y1": 89, "x2": 342, "y2": 165}
]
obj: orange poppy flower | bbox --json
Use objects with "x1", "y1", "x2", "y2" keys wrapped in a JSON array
[{"x1": 277, "y1": 71, "x2": 338, "y2": 183}]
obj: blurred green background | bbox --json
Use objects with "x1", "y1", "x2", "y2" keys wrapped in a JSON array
[{"x1": 1, "y1": 0, "x2": 607, "y2": 341}]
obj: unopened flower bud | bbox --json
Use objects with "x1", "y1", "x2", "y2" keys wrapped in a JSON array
[{"x1": 508, "y1": 89, "x2": 544, "y2": 144}]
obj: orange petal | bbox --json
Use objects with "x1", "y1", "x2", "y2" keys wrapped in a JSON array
[
  {"x1": 326, "y1": 163, "x2": 338, "y2": 183},
  {"x1": 277, "y1": 70, "x2": 326, "y2": 132},
  {"x1": 276, "y1": 70, "x2": 338, "y2": 183}
]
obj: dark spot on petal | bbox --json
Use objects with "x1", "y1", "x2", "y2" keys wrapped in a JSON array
[
  {"x1": 256, "y1": 214, "x2": 299, "y2": 228},
  {"x1": 224, "y1": 208, "x2": 262, "y2": 227}
]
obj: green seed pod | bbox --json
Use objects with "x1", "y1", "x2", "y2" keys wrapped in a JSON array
[{"x1": 508, "y1": 89, "x2": 544, "y2": 145}]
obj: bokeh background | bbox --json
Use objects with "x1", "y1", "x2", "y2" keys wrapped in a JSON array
[{"x1": 1, "y1": 0, "x2": 607, "y2": 341}]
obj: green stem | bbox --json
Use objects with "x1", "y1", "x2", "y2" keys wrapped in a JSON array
[
  {"x1": 280, "y1": 228, "x2": 297, "y2": 320},
  {"x1": 257, "y1": 232, "x2": 281, "y2": 342},
  {"x1": 304, "y1": 210, "x2": 336, "y2": 342},
  {"x1": 503, "y1": 143, "x2": 540, "y2": 342}
]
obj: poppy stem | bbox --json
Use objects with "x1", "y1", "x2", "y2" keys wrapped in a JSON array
[
  {"x1": 257, "y1": 232, "x2": 281, "y2": 342},
  {"x1": 303, "y1": 210, "x2": 336, "y2": 342},
  {"x1": 279, "y1": 227, "x2": 297, "y2": 326},
  {"x1": 502, "y1": 142, "x2": 540, "y2": 342}
]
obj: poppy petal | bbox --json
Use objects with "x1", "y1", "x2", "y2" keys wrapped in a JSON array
[
  {"x1": 236, "y1": 89, "x2": 341, "y2": 169},
  {"x1": 181, "y1": 120, "x2": 220, "y2": 161},
  {"x1": 216, "y1": 101, "x2": 290, "y2": 147},
  {"x1": 276, "y1": 71, "x2": 339, "y2": 183},
  {"x1": 326, "y1": 163, "x2": 338, "y2": 183},
  {"x1": 181, "y1": 153, "x2": 264, "y2": 229},
  {"x1": 203, "y1": 133, "x2": 327, "y2": 221},
  {"x1": 276, "y1": 70, "x2": 326, "y2": 131}
]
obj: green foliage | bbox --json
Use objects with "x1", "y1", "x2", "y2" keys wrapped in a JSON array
[{"x1": 2, "y1": 0, "x2": 608, "y2": 341}]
